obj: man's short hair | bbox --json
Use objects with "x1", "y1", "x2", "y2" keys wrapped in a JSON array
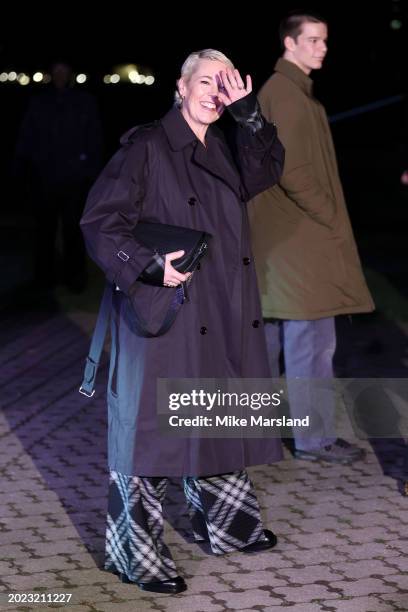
[{"x1": 279, "y1": 10, "x2": 327, "y2": 49}]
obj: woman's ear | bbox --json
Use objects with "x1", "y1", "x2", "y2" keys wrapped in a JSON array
[{"x1": 177, "y1": 78, "x2": 186, "y2": 99}]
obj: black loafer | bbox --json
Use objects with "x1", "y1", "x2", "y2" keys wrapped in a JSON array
[
  {"x1": 242, "y1": 529, "x2": 277, "y2": 553},
  {"x1": 120, "y1": 573, "x2": 187, "y2": 594}
]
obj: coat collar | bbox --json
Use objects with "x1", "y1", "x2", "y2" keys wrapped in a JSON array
[
  {"x1": 274, "y1": 58, "x2": 313, "y2": 97},
  {"x1": 161, "y1": 106, "x2": 199, "y2": 151},
  {"x1": 160, "y1": 106, "x2": 242, "y2": 198}
]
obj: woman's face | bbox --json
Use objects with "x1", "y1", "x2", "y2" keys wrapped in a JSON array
[{"x1": 178, "y1": 58, "x2": 229, "y2": 135}]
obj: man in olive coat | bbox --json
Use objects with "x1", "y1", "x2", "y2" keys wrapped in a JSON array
[{"x1": 249, "y1": 11, "x2": 374, "y2": 463}]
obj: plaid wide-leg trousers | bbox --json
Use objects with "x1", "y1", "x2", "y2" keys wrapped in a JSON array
[{"x1": 105, "y1": 469, "x2": 265, "y2": 583}]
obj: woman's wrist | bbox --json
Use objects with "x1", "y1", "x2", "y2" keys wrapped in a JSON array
[{"x1": 227, "y1": 92, "x2": 264, "y2": 133}]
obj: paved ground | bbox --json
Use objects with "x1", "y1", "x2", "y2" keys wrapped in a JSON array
[{"x1": 0, "y1": 287, "x2": 407, "y2": 612}]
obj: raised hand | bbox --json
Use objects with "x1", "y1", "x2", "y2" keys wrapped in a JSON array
[{"x1": 216, "y1": 68, "x2": 252, "y2": 106}]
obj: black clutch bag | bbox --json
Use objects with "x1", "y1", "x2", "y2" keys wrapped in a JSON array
[{"x1": 133, "y1": 221, "x2": 211, "y2": 286}]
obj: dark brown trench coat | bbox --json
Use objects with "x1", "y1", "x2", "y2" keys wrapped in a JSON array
[{"x1": 80, "y1": 103, "x2": 285, "y2": 476}]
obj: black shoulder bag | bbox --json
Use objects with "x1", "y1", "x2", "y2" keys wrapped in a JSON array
[{"x1": 79, "y1": 222, "x2": 210, "y2": 397}]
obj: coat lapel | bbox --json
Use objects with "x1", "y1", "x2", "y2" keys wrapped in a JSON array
[
  {"x1": 193, "y1": 130, "x2": 242, "y2": 199},
  {"x1": 161, "y1": 107, "x2": 242, "y2": 199}
]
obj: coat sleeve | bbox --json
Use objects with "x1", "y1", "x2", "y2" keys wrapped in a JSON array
[
  {"x1": 80, "y1": 132, "x2": 158, "y2": 294},
  {"x1": 227, "y1": 93, "x2": 285, "y2": 200},
  {"x1": 258, "y1": 87, "x2": 336, "y2": 229}
]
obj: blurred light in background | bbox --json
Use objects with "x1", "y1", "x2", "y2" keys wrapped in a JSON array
[
  {"x1": 390, "y1": 19, "x2": 402, "y2": 29},
  {"x1": 17, "y1": 73, "x2": 30, "y2": 85},
  {"x1": 0, "y1": 66, "x2": 156, "y2": 87}
]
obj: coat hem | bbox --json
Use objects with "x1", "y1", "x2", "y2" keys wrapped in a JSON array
[
  {"x1": 262, "y1": 303, "x2": 375, "y2": 321},
  {"x1": 109, "y1": 456, "x2": 282, "y2": 478}
]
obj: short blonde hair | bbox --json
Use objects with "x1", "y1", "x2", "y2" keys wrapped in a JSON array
[{"x1": 174, "y1": 48, "x2": 234, "y2": 107}]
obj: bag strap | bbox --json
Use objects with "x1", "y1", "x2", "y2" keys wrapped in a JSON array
[
  {"x1": 79, "y1": 281, "x2": 187, "y2": 397},
  {"x1": 79, "y1": 282, "x2": 113, "y2": 397},
  {"x1": 129, "y1": 283, "x2": 186, "y2": 338}
]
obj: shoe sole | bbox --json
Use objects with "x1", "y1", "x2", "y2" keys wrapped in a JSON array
[
  {"x1": 294, "y1": 452, "x2": 357, "y2": 465},
  {"x1": 106, "y1": 569, "x2": 187, "y2": 594},
  {"x1": 138, "y1": 582, "x2": 187, "y2": 594}
]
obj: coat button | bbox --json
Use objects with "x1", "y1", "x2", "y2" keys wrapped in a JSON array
[
  {"x1": 200, "y1": 326, "x2": 207, "y2": 335},
  {"x1": 196, "y1": 262, "x2": 201, "y2": 271},
  {"x1": 252, "y1": 320, "x2": 260, "y2": 328},
  {"x1": 242, "y1": 257, "x2": 251, "y2": 265},
  {"x1": 188, "y1": 197, "x2": 197, "y2": 206}
]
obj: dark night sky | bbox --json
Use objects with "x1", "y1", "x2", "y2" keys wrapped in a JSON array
[
  {"x1": 0, "y1": 1, "x2": 407, "y2": 299},
  {"x1": 2, "y1": 1, "x2": 407, "y2": 103},
  {"x1": 1, "y1": 2, "x2": 407, "y2": 172}
]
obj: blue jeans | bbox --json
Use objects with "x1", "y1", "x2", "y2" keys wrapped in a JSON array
[{"x1": 264, "y1": 318, "x2": 337, "y2": 451}]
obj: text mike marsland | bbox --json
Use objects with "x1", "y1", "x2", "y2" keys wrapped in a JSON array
[{"x1": 168, "y1": 415, "x2": 310, "y2": 427}]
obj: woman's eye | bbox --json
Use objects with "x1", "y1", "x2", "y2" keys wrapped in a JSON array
[{"x1": 201, "y1": 80, "x2": 210, "y2": 85}]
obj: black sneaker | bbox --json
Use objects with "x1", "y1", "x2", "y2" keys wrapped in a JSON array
[
  {"x1": 294, "y1": 439, "x2": 365, "y2": 464},
  {"x1": 119, "y1": 573, "x2": 187, "y2": 594},
  {"x1": 242, "y1": 529, "x2": 277, "y2": 553},
  {"x1": 334, "y1": 438, "x2": 365, "y2": 457}
]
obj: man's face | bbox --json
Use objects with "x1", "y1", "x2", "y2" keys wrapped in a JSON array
[
  {"x1": 286, "y1": 22, "x2": 328, "y2": 74},
  {"x1": 51, "y1": 63, "x2": 72, "y2": 90}
]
